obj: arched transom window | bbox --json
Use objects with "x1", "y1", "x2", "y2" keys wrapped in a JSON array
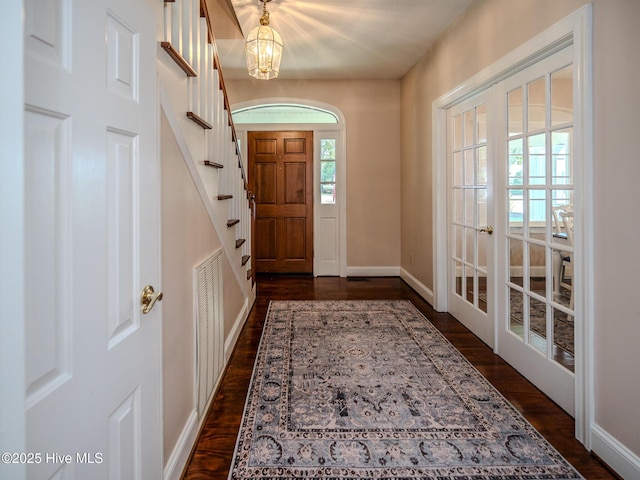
[{"x1": 232, "y1": 104, "x2": 339, "y2": 124}]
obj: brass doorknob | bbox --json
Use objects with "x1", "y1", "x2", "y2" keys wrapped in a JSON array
[
  {"x1": 141, "y1": 285, "x2": 163, "y2": 314},
  {"x1": 479, "y1": 226, "x2": 494, "y2": 235}
]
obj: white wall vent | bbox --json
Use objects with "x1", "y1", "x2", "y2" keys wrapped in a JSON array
[{"x1": 194, "y1": 248, "x2": 224, "y2": 417}]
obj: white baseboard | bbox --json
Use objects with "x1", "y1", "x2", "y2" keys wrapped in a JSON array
[
  {"x1": 343, "y1": 266, "x2": 435, "y2": 307},
  {"x1": 162, "y1": 380, "x2": 224, "y2": 480},
  {"x1": 225, "y1": 295, "x2": 251, "y2": 363},
  {"x1": 591, "y1": 423, "x2": 640, "y2": 479},
  {"x1": 346, "y1": 266, "x2": 400, "y2": 277},
  {"x1": 163, "y1": 409, "x2": 198, "y2": 480},
  {"x1": 400, "y1": 268, "x2": 435, "y2": 306}
]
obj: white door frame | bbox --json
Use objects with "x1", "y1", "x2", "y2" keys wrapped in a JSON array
[
  {"x1": 432, "y1": 6, "x2": 593, "y2": 446},
  {"x1": 0, "y1": 2, "x2": 26, "y2": 479},
  {"x1": 232, "y1": 98, "x2": 348, "y2": 277}
]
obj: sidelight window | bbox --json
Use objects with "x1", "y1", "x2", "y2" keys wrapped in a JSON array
[{"x1": 320, "y1": 138, "x2": 336, "y2": 204}]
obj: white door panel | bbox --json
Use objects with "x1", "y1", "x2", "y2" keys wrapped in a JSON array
[
  {"x1": 447, "y1": 91, "x2": 495, "y2": 348},
  {"x1": 24, "y1": 0, "x2": 162, "y2": 478},
  {"x1": 495, "y1": 46, "x2": 576, "y2": 415}
]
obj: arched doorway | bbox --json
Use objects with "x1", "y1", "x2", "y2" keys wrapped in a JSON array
[{"x1": 232, "y1": 99, "x2": 346, "y2": 277}]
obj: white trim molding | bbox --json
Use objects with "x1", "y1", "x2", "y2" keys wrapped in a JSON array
[
  {"x1": 400, "y1": 268, "x2": 434, "y2": 306},
  {"x1": 432, "y1": 4, "x2": 593, "y2": 448},
  {"x1": 591, "y1": 424, "x2": 640, "y2": 480},
  {"x1": 163, "y1": 409, "x2": 198, "y2": 480},
  {"x1": 225, "y1": 296, "x2": 251, "y2": 364},
  {"x1": 346, "y1": 266, "x2": 400, "y2": 277}
]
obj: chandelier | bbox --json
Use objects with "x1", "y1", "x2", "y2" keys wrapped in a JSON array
[{"x1": 245, "y1": 0, "x2": 283, "y2": 80}]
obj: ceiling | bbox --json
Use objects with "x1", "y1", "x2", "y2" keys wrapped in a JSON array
[{"x1": 209, "y1": 0, "x2": 475, "y2": 80}]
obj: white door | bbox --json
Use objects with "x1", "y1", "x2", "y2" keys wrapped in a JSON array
[
  {"x1": 495, "y1": 46, "x2": 576, "y2": 415},
  {"x1": 24, "y1": 0, "x2": 163, "y2": 477},
  {"x1": 447, "y1": 91, "x2": 495, "y2": 347}
]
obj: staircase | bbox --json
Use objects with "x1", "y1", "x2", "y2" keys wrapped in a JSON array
[{"x1": 160, "y1": 0, "x2": 254, "y2": 289}]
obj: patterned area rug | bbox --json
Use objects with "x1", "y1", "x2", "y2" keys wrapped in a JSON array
[{"x1": 228, "y1": 300, "x2": 583, "y2": 479}]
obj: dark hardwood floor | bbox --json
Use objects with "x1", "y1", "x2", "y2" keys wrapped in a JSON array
[{"x1": 181, "y1": 276, "x2": 617, "y2": 480}]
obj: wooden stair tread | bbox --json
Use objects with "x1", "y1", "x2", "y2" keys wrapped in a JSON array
[
  {"x1": 217, "y1": 194, "x2": 233, "y2": 200},
  {"x1": 241, "y1": 255, "x2": 250, "y2": 266},
  {"x1": 235, "y1": 238, "x2": 246, "y2": 248},
  {"x1": 227, "y1": 219, "x2": 240, "y2": 227}
]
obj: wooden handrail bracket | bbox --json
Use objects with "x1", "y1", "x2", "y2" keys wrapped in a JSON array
[{"x1": 161, "y1": 42, "x2": 198, "y2": 77}]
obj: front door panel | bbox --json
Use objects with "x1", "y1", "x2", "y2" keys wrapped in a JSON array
[{"x1": 250, "y1": 131, "x2": 314, "y2": 273}]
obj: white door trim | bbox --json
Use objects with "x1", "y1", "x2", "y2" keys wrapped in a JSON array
[
  {"x1": 0, "y1": 2, "x2": 26, "y2": 478},
  {"x1": 432, "y1": 5, "x2": 593, "y2": 446},
  {"x1": 232, "y1": 98, "x2": 348, "y2": 277}
]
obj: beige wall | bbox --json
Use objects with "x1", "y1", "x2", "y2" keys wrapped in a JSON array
[
  {"x1": 591, "y1": 0, "x2": 640, "y2": 458},
  {"x1": 226, "y1": 80, "x2": 402, "y2": 270},
  {"x1": 160, "y1": 111, "x2": 245, "y2": 462},
  {"x1": 401, "y1": 0, "x2": 640, "y2": 466}
]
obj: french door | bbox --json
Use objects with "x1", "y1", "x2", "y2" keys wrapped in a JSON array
[
  {"x1": 495, "y1": 46, "x2": 576, "y2": 415},
  {"x1": 446, "y1": 47, "x2": 577, "y2": 416},
  {"x1": 447, "y1": 91, "x2": 495, "y2": 348}
]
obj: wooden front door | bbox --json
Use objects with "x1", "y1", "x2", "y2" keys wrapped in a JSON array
[{"x1": 249, "y1": 131, "x2": 314, "y2": 273}]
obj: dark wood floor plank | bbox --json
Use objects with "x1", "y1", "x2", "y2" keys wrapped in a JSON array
[{"x1": 181, "y1": 276, "x2": 617, "y2": 480}]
